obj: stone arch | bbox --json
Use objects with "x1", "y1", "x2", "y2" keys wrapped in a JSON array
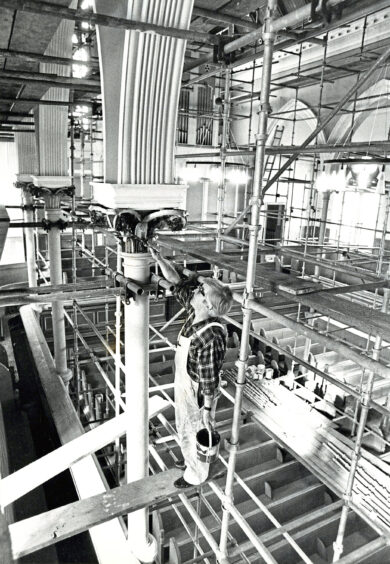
[
  {"x1": 268, "y1": 99, "x2": 327, "y2": 148},
  {"x1": 328, "y1": 78, "x2": 390, "y2": 150}
]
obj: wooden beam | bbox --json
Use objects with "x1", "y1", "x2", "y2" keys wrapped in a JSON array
[
  {"x1": 0, "y1": 287, "x2": 120, "y2": 307},
  {"x1": 0, "y1": 70, "x2": 100, "y2": 92},
  {"x1": 306, "y1": 280, "x2": 389, "y2": 296},
  {"x1": 0, "y1": 97, "x2": 95, "y2": 107},
  {"x1": 1, "y1": 396, "x2": 169, "y2": 509},
  {"x1": 0, "y1": 47, "x2": 97, "y2": 68},
  {"x1": 0, "y1": 512, "x2": 12, "y2": 564},
  {"x1": 9, "y1": 469, "x2": 190, "y2": 559}
]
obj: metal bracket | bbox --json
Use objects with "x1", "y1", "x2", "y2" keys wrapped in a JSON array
[
  {"x1": 259, "y1": 102, "x2": 272, "y2": 114},
  {"x1": 41, "y1": 218, "x2": 68, "y2": 232},
  {"x1": 213, "y1": 36, "x2": 235, "y2": 65}
]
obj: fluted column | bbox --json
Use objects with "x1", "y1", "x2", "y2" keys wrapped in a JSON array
[{"x1": 94, "y1": 2, "x2": 193, "y2": 562}]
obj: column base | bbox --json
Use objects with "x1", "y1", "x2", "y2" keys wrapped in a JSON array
[{"x1": 129, "y1": 533, "x2": 158, "y2": 564}]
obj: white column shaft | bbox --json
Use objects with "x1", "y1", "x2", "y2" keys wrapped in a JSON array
[
  {"x1": 23, "y1": 191, "x2": 38, "y2": 287},
  {"x1": 46, "y1": 206, "x2": 70, "y2": 381},
  {"x1": 123, "y1": 252, "x2": 156, "y2": 563}
]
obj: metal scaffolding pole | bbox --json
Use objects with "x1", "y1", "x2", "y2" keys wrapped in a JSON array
[
  {"x1": 332, "y1": 288, "x2": 390, "y2": 561},
  {"x1": 216, "y1": 67, "x2": 231, "y2": 256},
  {"x1": 218, "y1": 0, "x2": 277, "y2": 557}
]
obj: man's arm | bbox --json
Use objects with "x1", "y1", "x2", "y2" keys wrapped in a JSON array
[{"x1": 150, "y1": 247, "x2": 181, "y2": 285}]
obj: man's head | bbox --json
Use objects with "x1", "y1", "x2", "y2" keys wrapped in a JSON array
[{"x1": 190, "y1": 278, "x2": 233, "y2": 318}]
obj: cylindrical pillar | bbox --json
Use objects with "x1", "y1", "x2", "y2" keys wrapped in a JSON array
[
  {"x1": 45, "y1": 195, "x2": 72, "y2": 384},
  {"x1": 122, "y1": 251, "x2": 157, "y2": 563},
  {"x1": 22, "y1": 189, "x2": 38, "y2": 287}
]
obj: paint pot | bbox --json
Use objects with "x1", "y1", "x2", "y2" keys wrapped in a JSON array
[{"x1": 196, "y1": 428, "x2": 221, "y2": 463}]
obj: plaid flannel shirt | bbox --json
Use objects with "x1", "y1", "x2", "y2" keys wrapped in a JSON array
[{"x1": 174, "y1": 279, "x2": 227, "y2": 398}]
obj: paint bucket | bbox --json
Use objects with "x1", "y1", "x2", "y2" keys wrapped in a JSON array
[{"x1": 196, "y1": 428, "x2": 220, "y2": 463}]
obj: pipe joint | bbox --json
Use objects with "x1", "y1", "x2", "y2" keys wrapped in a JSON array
[
  {"x1": 248, "y1": 196, "x2": 260, "y2": 207},
  {"x1": 342, "y1": 491, "x2": 352, "y2": 504},
  {"x1": 259, "y1": 101, "x2": 272, "y2": 114},
  {"x1": 224, "y1": 437, "x2": 239, "y2": 453},
  {"x1": 221, "y1": 493, "x2": 234, "y2": 512},
  {"x1": 262, "y1": 31, "x2": 276, "y2": 43}
]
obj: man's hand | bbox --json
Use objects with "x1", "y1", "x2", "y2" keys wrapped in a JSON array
[{"x1": 202, "y1": 407, "x2": 214, "y2": 431}]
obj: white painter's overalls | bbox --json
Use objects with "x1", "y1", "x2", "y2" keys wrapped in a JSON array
[{"x1": 175, "y1": 322, "x2": 225, "y2": 485}]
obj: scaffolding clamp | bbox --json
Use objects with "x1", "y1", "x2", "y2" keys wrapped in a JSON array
[
  {"x1": 223, "y1": 437, "x2": 240, "y2": 453},
  {"x1": 220, "y1": 492, "x2": 234, "y2": 512},
  {"x1": 41, "y1": 218, "x2": 68, "y2": 232},
  {"x1": 259, "y1": 101, "x2": 272, "y2": 115},
  {"x1": 112, "y1": 271, "x2": 139, "y2": 305}
]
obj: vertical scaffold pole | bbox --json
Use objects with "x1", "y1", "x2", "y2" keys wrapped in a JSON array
[
  {"x1": 216, "y1": 67, "x2": 231, "y2": 255},
  {"x1": 115, "y1": 240, "x2": 122, "y2": 481},
  {"x1": 218, "y1": 0, "x2": 277, "y2": 557}
]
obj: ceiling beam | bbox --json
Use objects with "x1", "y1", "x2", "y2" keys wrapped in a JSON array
[
  {"x1": 0, "y1": 47, "x2": 98, "y2": 68},
  {"x1": 0, "y1": 96, "x2": 96, "y2": 107},
  {"x1": 0, "y1": 0, "x2": 220, "y2": 45},
  {"x1": 0, "y1": 120, "x2": 34, "y2": 125},
  {"x1": 0, "y1": 111, "x2": 32, "y2": 118},
  {"x1": 192, "y1": 6, "x2": 259, "y2": 30},
  {"x1": 0, "y1": 72, "x2": 100, "y2": 93}
]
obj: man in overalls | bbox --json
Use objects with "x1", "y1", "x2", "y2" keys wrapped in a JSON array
[{"x1": 150, "y1": 248, "x2": 233, "y2": 488}]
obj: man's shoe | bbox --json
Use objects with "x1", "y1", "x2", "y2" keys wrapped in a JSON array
[
  {"x1": 174, "y1": 459, "x2": 186, "y2": 470},
  {"x1": 174, "y1": 476, "x2": 193, "y2": 489}
]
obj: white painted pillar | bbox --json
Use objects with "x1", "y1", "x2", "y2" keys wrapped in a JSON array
[
  {"x1": 122, "y1": 251, "x2": 157, "y2": 563},
  {"x1": 44, "y1": 191, "x2": 72, "y2": 385},
  {"x1": 17, "y1": 180, "x2": 38, "y2": 288},
  {"x1": 23, "y1": 191, "x2": 38, "y2": 287}
]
